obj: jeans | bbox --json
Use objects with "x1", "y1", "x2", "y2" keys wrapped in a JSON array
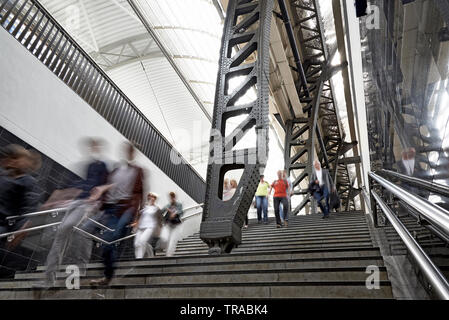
[
  {"x1": 313, "y1": 185, "x2": 329, "y2": 216},
  {"x1": 81, "y1": 204, "x2": 134, "y2": 279},
  {"x1": 134, "y1": 227, "x2": 156, "y2": 259},
  {"x1": 256, "y1": 196, "x2": 268, "y2": 222},
  {"x1": 279, "y1": 197, "x2": 290, "y2": 222},
  {"x1": 102, "y1": 207, "x2": 134, "y2": 279},
  {"x1": 45, "y1": 201, "x2": 93, "y2": 282},
  {"x1": 273, "y1": 197, "x2": 289, "y2": 226}
]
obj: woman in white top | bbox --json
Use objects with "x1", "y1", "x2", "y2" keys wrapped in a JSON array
[
  {"x1": 223, "y1": 179, "x2": 237, "y2": 201},
  {"x1": 132, "y1": 192, "x2": 162, "y2": 259}
]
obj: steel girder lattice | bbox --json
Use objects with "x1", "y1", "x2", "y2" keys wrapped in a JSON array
[
  {"x1": 201, "y1": 0, "x2": 356, "y2": 254},
  {"x1": 200, "y1": 0, "x2": 273, "y2": 254},
  {"x1": 285, "y1": 0, "x2": 357, "y2": 214}
]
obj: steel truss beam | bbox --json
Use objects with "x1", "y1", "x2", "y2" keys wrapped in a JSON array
[
  {"x1": 200, "y1": 0, "x2": 273, "y2": 255},
  {"x1": 200, "y1": 0, "x2": 358, "y2": 254},
  {"x1": 284, "y1": 0, "x2": 356, "y2": 213}
]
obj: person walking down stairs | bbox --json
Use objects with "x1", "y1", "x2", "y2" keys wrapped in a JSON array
[
  {"x1": 279, "y1": 170, "x2": 292, "y2": 226},
  {"x1": 255, "y1": 175, "x2": 270, "y2": 225},
  {"x1": 132, "y1": 192, "x2": 162, "y2": 259},
  {"x1": 0, "y1": 145, "x2": 41, "y2": 250},
  {"x1": 269, "y1": 170, "x2": 290, "y2": 228},
  {"x1": 160, "y1": 192, "x2": 184, "y2": 257},
  {"x1": 88, "y1": 142, "x2": 145, "y2": 287},
  {"x1": 309, "y1": 160, "x2": 334, "y2": 219}
]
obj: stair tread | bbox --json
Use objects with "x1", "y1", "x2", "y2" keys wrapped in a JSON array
[{"x1": 1, "y1": 211, "x2": 396, "y2": 299}]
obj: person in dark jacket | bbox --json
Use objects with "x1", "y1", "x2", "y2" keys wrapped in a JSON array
[
  {"x1": 88, "y1": 141, "x2": 145, "y2": 286},
  {"x1": 33, "y1": 138, "x2": 109, "y2": 288},
  {"x1": 160, "y1": 192, "x2": 183, "y2": 257},
  {"x1": 0, "y1": 145, "x2": 41, "y2": 248},
  {"x1": 74, "y1": 138, "x2": 109, "y2": 200},
  {"x1": 309, "y1": 160, "x2": 334, "y2": 219}
]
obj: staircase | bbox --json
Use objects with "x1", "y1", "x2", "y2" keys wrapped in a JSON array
[
  {"x1": 0, "y1": 212, "x2": 394, "y2": 299},
  {"x1": 383, "y1": 213, "x2": 449, "y2": 288}
]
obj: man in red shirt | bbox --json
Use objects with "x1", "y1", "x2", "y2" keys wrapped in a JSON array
[{"x1": 269, "y1": 170, "x2": 290, "y2": 228}]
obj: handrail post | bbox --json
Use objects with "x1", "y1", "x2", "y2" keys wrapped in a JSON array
[{"x1": 369, "y1": 175, "x2": 378, "y2": 227}]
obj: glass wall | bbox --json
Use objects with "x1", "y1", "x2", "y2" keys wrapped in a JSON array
[{"x1": 359, "y1": 0, "x2": 449, "y2": 208}]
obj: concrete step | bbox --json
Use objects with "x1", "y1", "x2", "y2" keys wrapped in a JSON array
[
  {"x1": 178, "y1": 233, "x2": 372, "y2": 247},
  {"x1": 181, "y1": 230, "x2": 371, "y2": 243},
  {"x1": 0, "y1": 281, "x2": 394, "y2": 299},
  {"x1": 186, "y1": 215, "x2": 367, "y2": 231},
  {"x1": 33, "y1": 247, "x2": 383, "y2": 271},
  {"x1": 188, "y1": 220, "x2": 369, "y2": 235},
  {"x1": 1, "y1": 210, "x2": 393, "y2": 299},
  {"x1": 239, "y1": 218, "x2": 367, "y2": 228},
  {"x1": 175, "y1": 239, "x2": 374, "y2": 253},
  {"x1": 3, "y1": 267, "x2": 389, "y2": 289},
  {"x1": 176, "y1": 240, "x2": 373, "y2": 253},
  {"x1": 389, "y1": 243, "x2": 449, "y2": 256},
  {"x1": 14, "y1": 256, "x2": 386, "y2": 280},
  {"x1": 173, "y1": 243, "x2": 375, "y2": 256}
]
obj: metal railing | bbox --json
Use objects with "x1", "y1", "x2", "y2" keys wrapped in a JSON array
[
  {"x1": 398, "y1": 200, "x2": 449, "y2": 244},
  {"x1": 369, "y1": 172, "x2": 449, "y2": 235},
  {"x1": 5, "y1": 207, "x2": 67, "y2": 222},
  {"x1": 86, "y1": 218, "x2": 115, "y2": 232},
  {"x1": 381, "y1": 169, "x2": 449, "y2": 199},
  {"x1": 1, "y1": 202, "x2": 204, "y2": 245},
  {"x1": 371, "y1": 190, "x2": 449, "y2": 299},
  {"x1": 0, "y1": 222, "x2": 61, "y2": 239},
  {"x1": 179, "y1": 203, "x2": 204, "y2": 220},
  {"x1": 369, "y1": 171, "x2": 449, "y2": 299},
  {"x1": 1, "y1": 207, "x2": 68, "y2": 240},
  {"x1": 104, "y1": 203, "x2": 204, "y2": 245}
]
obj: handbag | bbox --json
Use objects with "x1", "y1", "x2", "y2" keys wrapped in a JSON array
[{"x1": 329, "y1": 190, "x2": 341, "y2": 210}]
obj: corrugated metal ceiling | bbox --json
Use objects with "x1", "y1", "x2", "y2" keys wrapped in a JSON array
[{"x1": 38, "y1": 0, "x2": 211, "y2": 177}]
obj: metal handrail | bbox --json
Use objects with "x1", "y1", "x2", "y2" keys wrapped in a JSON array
[
  {"x1": 72, "y1": 226, "x2": 110, "y2": 245},
  {"x1": 87, "y1": 218, "x2": 115, "y2": 232},
  {"x1": 181, "y1": 209, "x2": 203, "y2": 221},
  {"x1": 371, "y1": 190, "x2": 449, "y2": 299},
  {"x1": 381, "y1": 169, "x2": 449, "y2": 199},
  {"x1": 5, "y1": 207, "x2": 67, "y2": 221},
  {"x1": 182, "y1": 203, "x2": 204, "y2": 212},
  {"x1": 108, "y1": 233, "x2": 136, "y2": 245},
  {"x1": 1, "y1": 203, "x2": 203, "y2": 244},
  {"x1": 75, "y1": 207, "x2": 204, "y2": 246},
  {"x1": 369, "y1": 172, "x2": 449, "y2": 236},
  {"x1": 398, "y1": 200, "x2": 449, "y2": 244},
  {"x1": 0, "y1": 222, "x2": 61, "y2": 239}
]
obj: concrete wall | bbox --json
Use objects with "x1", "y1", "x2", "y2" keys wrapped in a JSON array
[{"x1": 0, "y1": 27, "x2": 201, "y2": 241}]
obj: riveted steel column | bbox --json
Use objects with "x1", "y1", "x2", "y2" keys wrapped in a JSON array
[{"x1": 200, "y1": 0, "x2": 274, "y2": 255}]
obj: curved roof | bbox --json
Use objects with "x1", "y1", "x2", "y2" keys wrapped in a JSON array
[
  {"x1": 39, "y1": 0, "x2": 213, "y2": 177},
  {"x1": 38, "y1": 0, "x2": 287, "y2": 183}
]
